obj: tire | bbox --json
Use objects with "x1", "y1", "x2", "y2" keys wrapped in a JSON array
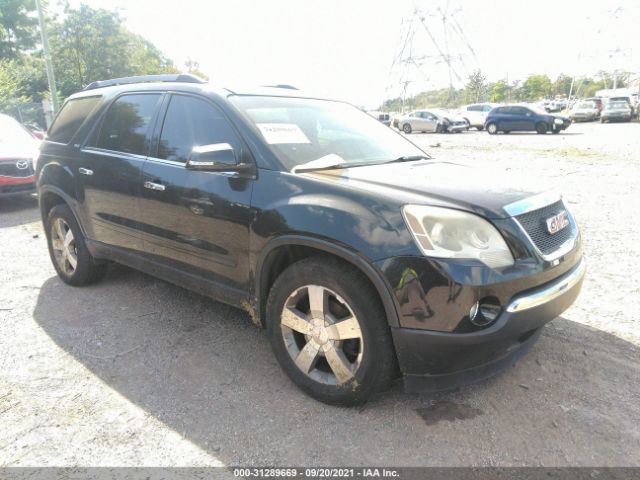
[
  {"x1": 435, "y1": 123, "x2": 444, "y2": 133},
  {"x1": 536, "y1": 122, "x2": 548, "y2": 134},
  {"x1": 486, "y1": 123, "x2": 498, "y2": 135},
  {"x1": 601, "y1": 118, "x2": 606, "y2": 123},
  {"x1": 476, "y1": 125, "x2": 484, "y2": 131},
  {"x1": 552, "y1": 129, "x2": 560, "y2": 134},
  {"x1": 266, "y1": 257, "x2": 397, "y2": 405},
  {"x1": 46, "y1": 204, "x2": 107, "y2": 286},
  {"x1": 402, "y1": 123, "x2": 412, "y2": 134}
]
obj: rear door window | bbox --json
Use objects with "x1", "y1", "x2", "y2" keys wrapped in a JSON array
[
  {"x1": 96, "y1": 94, "x2": 161, "y2": 155},
  {"x1": 48, "y1": 96, "x2": 102, "y2": 144},
  {"x1": 157, "y1": 94, "x2": 241, "y2": 163}
]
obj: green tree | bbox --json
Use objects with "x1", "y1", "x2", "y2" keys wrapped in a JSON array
[
  {"x1": 463, "y1": 69, "x2": 487, "y2": 103},
  {"x1": 0, "y1": 0, "x2": 38, "y2": 58},
  {"x1": 487, "y1": 79, "x2": 508, "y2": 103},
  {"x1": 0, "y1": 59, "x2": 29, "y2": 110},
  {"x1": 519, "y1": 74, "x2": 552, "y2": 101},
  {"x1": 49, "y1": 4, "x2": 178, "y2": 97},
  {"x1": 553, "y1": 74, "x2": 573, "y2": 97}
]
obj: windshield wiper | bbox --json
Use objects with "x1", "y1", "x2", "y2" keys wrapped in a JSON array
[{"x1": 383, "y1": 154, "x2": 432, "y2": 164}]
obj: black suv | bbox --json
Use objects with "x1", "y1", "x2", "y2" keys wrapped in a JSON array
[{"x1": 37, "y1": 75, "x2": 585, "y2": 405}]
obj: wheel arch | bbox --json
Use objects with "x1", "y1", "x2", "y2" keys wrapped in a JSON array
[
  {"x1": 255, "y1": 235, "x2": 400, "y2": 329},
  {"x1": 38, "y1": 185, "x2": 86, "y2": 236}
]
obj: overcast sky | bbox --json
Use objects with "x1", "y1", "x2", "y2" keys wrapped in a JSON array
[{"x1": 64, "y1": 0, "x2": 638, "y2": 108}]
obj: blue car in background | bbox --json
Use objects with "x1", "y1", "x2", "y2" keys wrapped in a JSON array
[{"x1": 485, "y1": 105, "x2": 571, "y2": 135}]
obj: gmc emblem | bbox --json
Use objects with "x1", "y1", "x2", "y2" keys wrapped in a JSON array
[{"x1": 546, "y1": 211, "x2": 570, "y2": 235}]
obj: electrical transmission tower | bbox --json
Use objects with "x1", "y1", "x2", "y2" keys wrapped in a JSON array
[{"x1": 386, "y1": 1, "x2": 477, "y2": 109}]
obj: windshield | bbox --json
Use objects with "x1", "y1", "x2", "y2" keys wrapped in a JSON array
[
  {"x1": 230, "y1": 96, "x2": 426, "y2": 171},
  {"x1": 529, "y1": 105, "x2": 548, "y2": 115},
  {"x1": 606, "y1": 101, "x2": 629, "y2": 110},
  {"x1": 0, "y1": 114, "x2": 35, "y2": 146},
  {"x1": 575, "y1": 101, "x2": 596, "y2": 109}
]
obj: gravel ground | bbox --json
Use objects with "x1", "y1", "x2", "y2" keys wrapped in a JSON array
[{"x1": 0, "y1": 121, "x2": 639, "y2": 467}]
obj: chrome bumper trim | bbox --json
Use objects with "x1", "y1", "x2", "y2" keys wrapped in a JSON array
[
  {"x1": 503, "y1": 191, "x2": 561, "y2": 216},
  {"x1": 506, "y1": 259, "x2": 586, "y2": 313}
]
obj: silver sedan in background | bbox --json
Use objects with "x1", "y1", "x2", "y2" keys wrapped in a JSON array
[{"x1": 396, "y1": 109, "x2": 469, "y2": 134}]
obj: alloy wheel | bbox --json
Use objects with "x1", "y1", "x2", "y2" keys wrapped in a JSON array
[
  {"x1": 280, "y1": 285, "x2": 364, "y2": 385},
  {"x1": 51, "y1": 218, "x2": 78, "y2": 276}
]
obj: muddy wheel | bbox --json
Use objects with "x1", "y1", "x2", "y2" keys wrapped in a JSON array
[
  {"x1": 266, "y1": 257, "x2": 397, "y2": 405},
  {"x1": 46, "y1": 204, "x2": 107, "y2": 286}
]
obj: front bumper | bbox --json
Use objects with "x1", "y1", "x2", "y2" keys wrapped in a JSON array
[
  {"x1": 384, "y1": 257, "x2": 585, "y2": 392},
  {"x1": 0, "y1": 175, "x2": 36, "y2": 197}
]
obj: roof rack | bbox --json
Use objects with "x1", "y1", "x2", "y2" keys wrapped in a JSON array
[
  {"x1": 262, "y1": 84, "x2": 298, "y2": 90},
  {"x1": 83, "y1": 73, "x2": 207, "y2": 91}
]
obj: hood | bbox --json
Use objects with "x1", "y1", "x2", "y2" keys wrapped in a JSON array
[
  {"x1": 0, "y1": 139, "x2": 39, "y2": 161},
  {"x1": 304, "y1": 160, "x2": 548, "y2": 219}
]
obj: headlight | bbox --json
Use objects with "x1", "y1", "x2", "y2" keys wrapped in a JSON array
[
  {"x1": 402, "y1": 205, "x2": 514, "y2": 269},
  {"x1": 554, "y1": 118, "x2": 563, "y2": 125}
]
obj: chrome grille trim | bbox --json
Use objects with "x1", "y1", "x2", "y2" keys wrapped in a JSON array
[{"x1": 511, "y1": 198, "x2": 579, "y2": 262}]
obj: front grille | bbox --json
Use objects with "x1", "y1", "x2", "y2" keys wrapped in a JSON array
[
  {"x1": 515, "y1": 200, "x2": 575, "y2": 256},
  {"x1": 0, "y1": 159, "x2": 34, "y2": 178}
]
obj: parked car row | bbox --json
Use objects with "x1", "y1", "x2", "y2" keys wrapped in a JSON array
[{"x1": 386, "y1": 103, "x2": 573, "y2": 135}]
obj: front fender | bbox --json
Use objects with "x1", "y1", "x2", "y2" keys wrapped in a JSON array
[{"x1": 255, "y1": 234, "x2": 401, "y2": 328}]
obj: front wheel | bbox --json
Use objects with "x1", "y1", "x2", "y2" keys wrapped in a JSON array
[
  {"x1": 46, "y1": 204, "x2": 107, "y2": 286},
  {"x1": 536, "y1": 122, "x2": 548, "y2": 134},
  {"x1": 486, "y1": 123, "x2": 498, "y2": 134},
  {"x1": 266, "y1": 257, "x2": 397, "y2": 405},
  {"x1": 402, "y1": 123, "x2": 412, "y2": 134}
]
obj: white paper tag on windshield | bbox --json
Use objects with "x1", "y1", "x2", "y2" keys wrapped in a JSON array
[{"x1": 256, "y1": 123, "x2": 311, "y2": 144}]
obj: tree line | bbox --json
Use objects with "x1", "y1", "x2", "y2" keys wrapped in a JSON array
[
  {"x1": 382, "y1": 69, "x2": 630, "y2": 112},
  {"x1": 0, "y1": 1, "x2": 207, "y2": 124}
]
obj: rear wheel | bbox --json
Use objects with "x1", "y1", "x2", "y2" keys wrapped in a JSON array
[
  {"x1": 266, "y1": 257, "x2": 397, "y2": 405},
  {"x1": 435, "y1": 123, "x2": 444, "y2": 133},
  {"x1": 402, "y1": 123, "x2": 412, "y2": 134},
  {"x1": 476, "y1": 125, "x2": 484, "y2": 131},
  {"x1": 486, "y1": 122, "x2": 498, "y2": 134},
  {"x1": 536, "y1": 122, "x2": 548, "y2": 134},
  {"x1": 46, "y1": 204, "x2": 107, "y2": 286}
]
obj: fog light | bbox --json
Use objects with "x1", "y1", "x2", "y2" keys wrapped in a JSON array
[{"x1": 469, "y1": 299, "x2": 501, "y2": 327}]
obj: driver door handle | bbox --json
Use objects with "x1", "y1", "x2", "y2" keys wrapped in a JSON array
[
  {"x1": 78, "y1": 167, "x2": 93, "y2": 176},
  {"x1": 144, "y1": 181, "x2": 165, "y2": 191}
]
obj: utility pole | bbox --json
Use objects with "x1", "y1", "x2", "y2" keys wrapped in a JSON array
[{"x1": 35, "y1": 0, "x2": 59, "y2": 114}]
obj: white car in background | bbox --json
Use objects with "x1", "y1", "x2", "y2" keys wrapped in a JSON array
[
  {"x1": 457, "y1": 103, "x2": 497, "y2": 130},
  {"x1": 397, "y1": 109, "x2": 469, "y2": 134}
]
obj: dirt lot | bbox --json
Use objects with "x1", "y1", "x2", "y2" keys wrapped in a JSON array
[{"x1": 1, "y1": 121, "x2": 639, "y2": 467}]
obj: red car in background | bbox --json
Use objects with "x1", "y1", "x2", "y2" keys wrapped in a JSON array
[{"x1": 0, "y1": 113, "x2": 40, "y2": 197}]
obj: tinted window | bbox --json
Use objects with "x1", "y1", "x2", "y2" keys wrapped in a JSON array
[
  {"x1": 511, "y1": 107, "x2": 528, "y2": 116},
  {"x1": 495, "y1": 107, "x2": 510, "y2": 114},
  {"x1": 48, "y1": 96, "x2": 101, "y2": 144},
  {"x1": 158, "y1": 95, "x2": 240, "y2": 163},
  {"x1": 468, "y1": 105, "x2": 482, "y2": 112},
  {"x1": 96, "y1": 94, "x2": 160, "y2": 155}
]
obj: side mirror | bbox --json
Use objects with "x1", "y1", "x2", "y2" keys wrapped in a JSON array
[
  {"x1": 186, "y1": 143, "x2": 255, "y2": 177},
  {"x1": 186, "y1": 143, "x2": 237, "y2": 171}
]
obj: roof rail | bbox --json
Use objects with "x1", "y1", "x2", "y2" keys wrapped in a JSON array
[
  {"x1": 262, "y1": 84, "x2": 298, "y2": 90},
  {"x1": 83, "y1": 73, "x2": 207, "y2": 91}
]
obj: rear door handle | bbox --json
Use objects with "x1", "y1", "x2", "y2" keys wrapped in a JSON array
[
  {"x1": 78, "y1": 167, "x2": 93, "y2": 176},
  {"x1": 144, "y1": 181, "x2": 165, "y2": 191}
]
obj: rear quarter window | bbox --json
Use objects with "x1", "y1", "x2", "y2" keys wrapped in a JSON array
[{"x1": 47, "y1": 96, "x2": 102, "y2": 144}]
